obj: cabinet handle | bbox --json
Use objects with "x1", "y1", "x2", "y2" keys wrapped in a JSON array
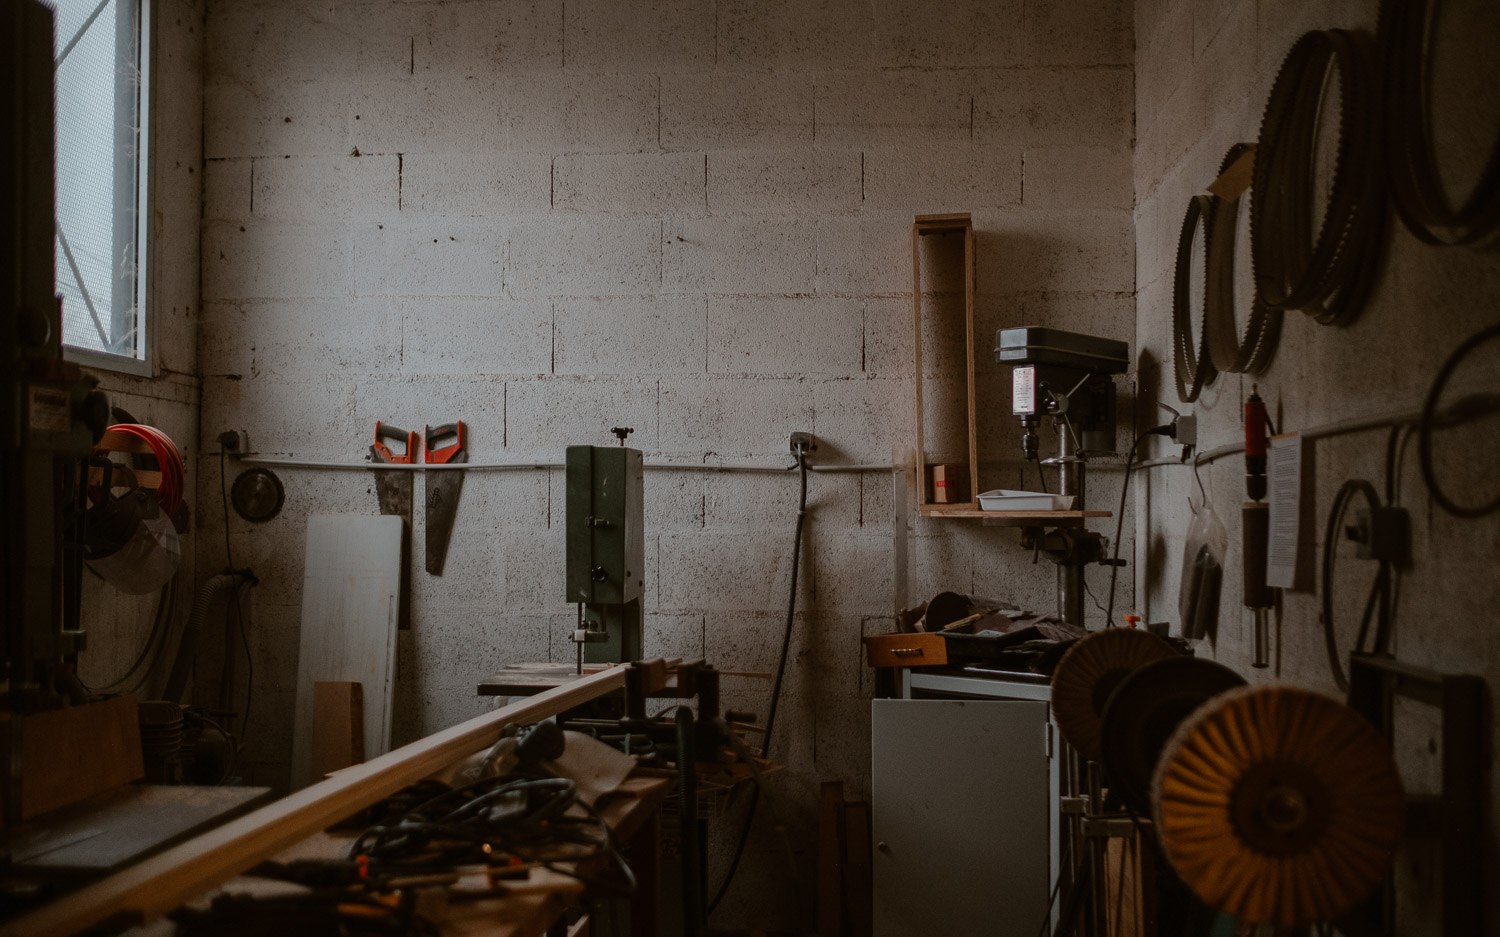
[{"x1": 890, "y1": 648, "x2": 925, "y2": 657}]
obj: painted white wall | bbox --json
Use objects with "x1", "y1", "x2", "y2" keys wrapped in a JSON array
[
  {"x1": 1134, "y1": 0, "x2": 1500, "y2": 931},
  {"x1": 195, "y1": 0, "x2": 1135, "y2": 927}
]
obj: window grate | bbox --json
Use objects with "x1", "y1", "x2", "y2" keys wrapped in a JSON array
[{"x1": 51, "y1": 0, "x2": 145, "y2": 362}]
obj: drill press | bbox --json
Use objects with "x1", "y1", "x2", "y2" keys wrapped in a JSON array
[
  {"x1": 996, "y1": 328, "x2": 1129, "y2": 625},
  {"x1": 565, "y1": 428, "x2": 644, "y2": 673}
]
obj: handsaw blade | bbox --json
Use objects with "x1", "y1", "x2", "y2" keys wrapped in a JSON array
[
  {"x1": 369, "y1": 445, "x2": 414, "y2": 520},
  {"x1": 424, "y1": 448, "x2": 466, "y2": 575},
  {"x1": 370, "y1": 445, "x2": 414, "y2": 628}
]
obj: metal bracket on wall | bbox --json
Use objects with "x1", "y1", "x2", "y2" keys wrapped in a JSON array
[{"x1": 1345, "y1": 654, "x2": 1487, "y2": 937}]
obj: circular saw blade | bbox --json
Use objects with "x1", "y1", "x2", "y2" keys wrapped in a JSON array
[
  {"x1": 1050, "y1": 628, "x2": 1176, "y2": 761},
  {"x1": 1153, "y1": 685, "x2": 1405, "y2": 927},
  {"x1": 1099, "y1": 656, "x2": 1246, "y2": 815}
]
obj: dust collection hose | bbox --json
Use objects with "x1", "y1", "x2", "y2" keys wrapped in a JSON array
[
  {"x1": 707, "y1": 447, "x2": 810, "y2": 916},
  {"x1": 162, "y1": 572, "x2": 249, "y2": 702}
]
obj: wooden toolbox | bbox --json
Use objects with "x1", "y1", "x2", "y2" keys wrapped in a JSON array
[{"x1": 863, "y1": 631, "x2": 949, "y2": 668}]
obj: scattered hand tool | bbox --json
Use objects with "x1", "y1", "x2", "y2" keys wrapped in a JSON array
[
  {"x1": 370, "y1": 422, "x2": 417, "y2": 628},
  {"x1": 423, "y1": 421, "x2": 467, "y2": 575}
]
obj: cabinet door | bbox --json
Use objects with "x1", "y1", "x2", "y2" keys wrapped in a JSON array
[{"x1": 872, "y1": 699, "x2": 1050, "y2": 937}]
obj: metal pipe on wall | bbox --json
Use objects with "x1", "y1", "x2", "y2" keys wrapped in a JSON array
[{"x1": 238, "y1": 455, "x2": 893, "y2": 474}]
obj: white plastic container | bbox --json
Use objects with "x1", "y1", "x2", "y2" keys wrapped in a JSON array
[{"x1": 976, "y1": 489, "x2": 1076, "y2": 512}]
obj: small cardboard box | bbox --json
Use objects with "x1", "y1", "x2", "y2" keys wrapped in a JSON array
[{"x1": 930, "y1": 464, "x2": 966, "y2": 503}]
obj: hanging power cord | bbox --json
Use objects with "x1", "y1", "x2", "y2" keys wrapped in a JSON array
[
  {"x1": 162, "y1": 572, "x2": 251, "y2": 703},
  {"x1": 87, "y1": 574, "x2": 178, "y2": 696},
  {"x1": 220, "y1": 446, "x2": 236, "y2": 569},
  {"x1": 1418, "y1": 322, "x2": 1500, "y2": 519},
  {"x1": 1320, "y1": 480, "x2": 1391, "y2": 692},
  {"x1": 217, "y1": 440, "x2": 262, "y2": 755},
  {"x1": 707, "y1": 441, "x2": 811, "y2": 917},
  {"x1": 1104, "y1": 424, "x2": 1178, "y2": 628},
  {"x1": 1318, "y1": 328, "x2": 1500, "y2": 687},
  {"x1": 233, "y1": 578, "x2": 257, "y2": 751},
  {"x1": 713, "y1": 718, "x2": 810, "y2": 918}
]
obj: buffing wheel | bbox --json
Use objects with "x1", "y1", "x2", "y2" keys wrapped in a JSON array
[
  {"x1": 1098, "y1": 656, "x2": 1246, "y2": 814},
  {"x1": 1153, "y1": 685, "x2": 1405, "y2": 928},
  {"x1": 1050, "y1": 628, "x2": 1176, "y2": 762}
]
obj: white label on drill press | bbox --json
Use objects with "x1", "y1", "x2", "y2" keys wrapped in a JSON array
[
  {"x1": 1012, "y1": 367, "x2": 1035, "y2": 415},
  {"x1": 28, "y1": 386, "x2": 71, "y2": 434}
]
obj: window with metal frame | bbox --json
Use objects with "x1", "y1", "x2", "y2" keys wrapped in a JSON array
[{"x1": 51, "y1": 0, "x2": 150, "y2": 373}]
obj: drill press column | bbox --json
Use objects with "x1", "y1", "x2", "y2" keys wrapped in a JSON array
[{"x1": 565, "y1": 442, "x2": 644, "y2": 667}]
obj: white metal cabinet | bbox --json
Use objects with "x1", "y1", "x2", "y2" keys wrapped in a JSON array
[{"x1": 872, "y1": 696, "x2": 1052, "y2": 937}]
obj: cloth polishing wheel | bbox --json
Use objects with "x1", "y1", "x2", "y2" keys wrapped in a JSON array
[
  {"x1": 1152, "y1": 685, "x2": 1405, "y2": 928},
  {"x1": 1050, "y1": 628, "x2": 1176, "y2": 762},
  {"x1": 1098, "y1": 656, "x2": 1246, "y2": 815}
]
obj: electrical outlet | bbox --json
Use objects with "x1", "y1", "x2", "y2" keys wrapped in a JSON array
[
  {"x1": 1349, "y1": 506, "x2": 1409, "y2": 563},
  {"x1": 789, "y1": 432, "x2": 815, "y2": 454},
  {"x1": 217, "y1": 429, "x2": 249, "y2": 453},
  {"x1": 1172, "y1": 413, "x2": 1197, "y2": 448}
]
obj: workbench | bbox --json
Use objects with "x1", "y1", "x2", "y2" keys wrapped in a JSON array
[
  {"x1": 0, "y1": 668, "x2": 647, "y2": 937},
  {"x1": 117, "y1": 773, "x2": 670, "y2": 937}
]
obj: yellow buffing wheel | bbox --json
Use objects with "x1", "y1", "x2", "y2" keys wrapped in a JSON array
[
  {"x1": 1050, "y1": 628, "x2": 1176, "y2": 761},
  {"x1": 1153, "y1": 685, "x2": 1405, "y2": 928}
]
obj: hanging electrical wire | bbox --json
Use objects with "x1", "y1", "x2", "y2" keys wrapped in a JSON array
[
  {"x1": 87, "y1": 574, "x2": 178, "y2": 695},
  {"x1": 708, "y1": 442, "x2": 811, "y2": 917},
  {"x1": 1418, "y1": 322, "x2": 1500, "y2": 518},
  {"x1": 1104, "y1": 424, "x2": 1177, "y2": 628}
]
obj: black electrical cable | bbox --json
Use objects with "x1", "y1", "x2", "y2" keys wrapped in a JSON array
[
  {"x1": 89, "y1": 574, "x2": 176, "y2": 694},
  {"x1": 707, "y1": 447, "x2": 810, "y2": 915},
  {"x1": 1104, "y1": 426, "x2": 1175, "y2": 629},
  {"x1": 1319, "y1": 479, "x2": 1390, "y2": 691},
  {"x1": 220, "y1": 447, "x2": 236, "y2": 569},
  {"x1": 763, "y1": 449, "x2": 809, "y2": 752},
  {"x1": 713, "y1": 718, "x2": 809, "y2": 918},
  {"x1": 234, "y1": 580, "x2": 256, "y2": 749},
  {"x1": 349, "y1": 772, "x2": 635, "y2": 895},
  {"x1": 1418, "y1": 322, "x2": 1500, "y2": 519}
]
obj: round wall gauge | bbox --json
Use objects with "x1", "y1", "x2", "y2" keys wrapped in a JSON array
[{"x1": 230, "y1": 468, "x2": 285, "y2": 522}]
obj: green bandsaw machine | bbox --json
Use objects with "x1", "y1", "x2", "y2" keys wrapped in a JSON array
[{"x1": 565, "y1": 430, "x2": 643, "y2": 672}]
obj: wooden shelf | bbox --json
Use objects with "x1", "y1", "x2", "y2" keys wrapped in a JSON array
[
  {"x1": 918, "y1": 503, "x2": 1111, "y2": 525},
  {"x1": 912, "y1": 212, "x2": 977, "y2": 510}
]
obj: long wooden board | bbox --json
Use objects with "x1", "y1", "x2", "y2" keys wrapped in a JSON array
[
  {"x1": 0, "y1": 666, "x2": 626, "y2": 937},
  {"x1": 290, "y1": 515, "x2": 402, "y2": 789}
]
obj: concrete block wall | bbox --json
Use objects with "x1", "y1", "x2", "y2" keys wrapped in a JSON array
[
  {"x1": 1133, "y1": 0, "x2": 1500, "y2": 931},
  {"x1": 77, "y1": 0, "x2": 205, "y2": 697},
  {"x1": 197, "y1": 1, "x2": 1133, "y2": 928}
]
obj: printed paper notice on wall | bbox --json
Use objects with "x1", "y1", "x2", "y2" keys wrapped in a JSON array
[{"x1": 1267, "y1": 433, "x2": 1303, "y2": 589}]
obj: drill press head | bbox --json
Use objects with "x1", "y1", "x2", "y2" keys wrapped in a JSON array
[{"x1": 996, "y1": 327, "x2": 1129, "y2": 458}]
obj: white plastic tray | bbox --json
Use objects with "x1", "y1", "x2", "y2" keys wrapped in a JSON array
[{"x1": 977, "y1": 489, "x2": 1076, "y2": 512}]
